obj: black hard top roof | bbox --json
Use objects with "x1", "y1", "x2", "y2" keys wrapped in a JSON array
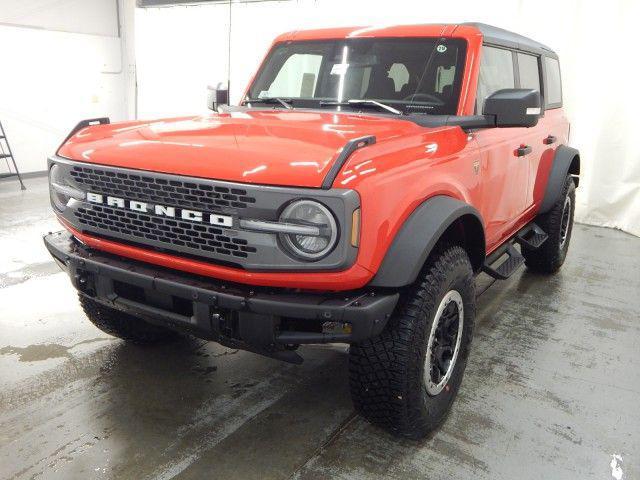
[{"x1": 462, "y1": 22, "x2": 558, "y2": 59}]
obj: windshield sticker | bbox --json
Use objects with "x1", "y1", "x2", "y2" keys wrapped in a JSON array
[
  {"x1": 330, "y1": 63, "x2": 350, "y2": 75},
  {"x1": 258, "y1": 90, "x2": 269, "y2": 98},
  {"x1": 436, "y1": 44, "x2": 447, "y2": 53}
]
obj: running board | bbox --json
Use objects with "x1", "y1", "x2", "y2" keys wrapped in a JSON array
[
  {"x1": 482, "y1": 244, "x2": 525, "y2": 280},
  {"x1": 482, "y1": 222, "x2": 548, "y2": 280},
  {"x1": 515, "y1": 222, "x2": 548, "y2": 249}
]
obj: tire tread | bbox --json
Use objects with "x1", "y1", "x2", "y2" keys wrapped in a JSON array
[
  {"x1": 523, "y1": 176, "x2": 575, "y2": 273},
  {"x1": 349, "y1": 245, "x2": 475, "y2": 438}
]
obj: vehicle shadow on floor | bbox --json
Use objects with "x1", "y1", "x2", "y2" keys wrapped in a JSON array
[{"x1": 85, "y1": 336, "x2": 355, "y2": 478}]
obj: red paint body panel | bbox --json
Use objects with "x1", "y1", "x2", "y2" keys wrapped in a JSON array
[
  {"x1": 55, "y1": 23, "x2": 570, "y2": 291},
  {"x1": 58, "y1": 111, "x2": 425, "y2": 188}
]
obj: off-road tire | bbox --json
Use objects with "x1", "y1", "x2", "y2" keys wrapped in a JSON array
[
  {"x1": 79, "y1": 295, "x2": 180, "y2": 344},
  {"x1": 349, "y1": 245, "x2": 476, "y2": 439},
  {"x1": 523, "y1": 175, "x2": 575, "y2": 274}
]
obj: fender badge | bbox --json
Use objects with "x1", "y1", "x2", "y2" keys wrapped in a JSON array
[{"x1": 473, "y1": 160, "x2": 480, "y2": 175}]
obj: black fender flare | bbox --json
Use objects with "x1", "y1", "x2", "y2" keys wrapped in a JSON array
[
  {"x1": 369, "y1": 195, "x2": 485, "y2": 288},
  {"x1": 539, "y1": 145, "x2": 580, "y2": 214}
]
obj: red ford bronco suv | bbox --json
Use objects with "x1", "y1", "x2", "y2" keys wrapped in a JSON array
[{"x1": 45, "y1": 23, "x2": 579, "y2": 438}]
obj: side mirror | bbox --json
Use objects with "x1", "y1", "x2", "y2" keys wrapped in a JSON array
[
  {"x1": 482, "y1": 88, "x2": 542, "y2": 128},
  {"x1": 207, "y1": 82, "x2": 229, "y2": 111}
]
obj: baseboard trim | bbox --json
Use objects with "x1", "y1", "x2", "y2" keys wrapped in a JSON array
[{"x1": 0, "y1": 170, "x2": 47, "y2": 181}]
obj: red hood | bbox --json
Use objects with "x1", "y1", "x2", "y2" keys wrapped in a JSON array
[{"x1": 57, "y1": 110, "x2": 423, "y2": 188}]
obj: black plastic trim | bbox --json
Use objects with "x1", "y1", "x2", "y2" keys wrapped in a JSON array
[
  {"x1": 370, "y1": 195, "x2": 485, "y2": 287},
  {"x1": 516, "y1": 145, "x2": 532, "y2": 157},
  {"x1": 321, "y1": 135, "x2": 376, "y2": 189},
  {"x1": 57, "y1": 117, "x2": 110, "y2": 154},
  {"x1": 407, "y1": 114, "x2": 495, "y2": 130},
  {"x1": 44, "y1": 231, "x2": 399, "y2": 351},
  {"x1": 462, "y1": 23, "x2": 558, "y2": 58},
  {"x1": 539, "y1": 145, "x2": 580, "y2": 214}
]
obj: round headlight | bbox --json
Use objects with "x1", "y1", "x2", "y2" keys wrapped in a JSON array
[
  {"x1": 278, "y1": 200, "x2": 338, "y2": 261},
  {"x1": 49, "y1": 164, "x2": 84, "y2": 211}
]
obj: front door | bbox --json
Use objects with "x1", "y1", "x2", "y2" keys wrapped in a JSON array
[{"x1": 473, "y1": 45, "x2": 530, "y2": 250}]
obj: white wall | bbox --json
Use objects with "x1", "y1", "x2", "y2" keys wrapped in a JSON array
[
  {"x1": 0, "y1": 0, "x2": 130, "y2": 174},
  {"x1": 106, "y1": 1, "x2": 640, "y2": 237},
  {"x1": 0, "y1": 0, "x2": 119, "y2": 36}
]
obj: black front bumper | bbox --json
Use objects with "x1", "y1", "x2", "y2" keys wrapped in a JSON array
[{"x1": 44, "y1": 231, "x2": 398, "y2": 363}]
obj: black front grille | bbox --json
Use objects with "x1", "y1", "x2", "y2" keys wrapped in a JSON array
[
  {"x1": 75, "y1": 205, "x2": 257, "y2": 260},
  {"x1": 69, "y1": 165, "x2": 256, "y2": 212}
]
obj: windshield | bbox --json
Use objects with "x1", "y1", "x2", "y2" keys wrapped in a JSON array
[{"x1": 246, "y1": 37, "x2": 467, "y2": 115}]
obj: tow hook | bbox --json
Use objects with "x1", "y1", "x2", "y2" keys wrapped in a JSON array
[{"x1": 74, "y1": 270, "x2": 94, "y2": 295}]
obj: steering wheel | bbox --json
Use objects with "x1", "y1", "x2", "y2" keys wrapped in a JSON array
[{"x1": 402, "y1": 93, "x2": 444, "y2": 105}]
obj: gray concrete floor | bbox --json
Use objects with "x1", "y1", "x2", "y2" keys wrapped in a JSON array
[{"x1": 1, "y1": 176, "x2": 638, "y2": 480}]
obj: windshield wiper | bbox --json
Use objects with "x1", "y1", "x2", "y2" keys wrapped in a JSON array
[
  {"x1": 243, "y1": 97, "x2": 293, "y2": 109},
  {"x1": 319, "y1": 99, "x2": 402, "y2": 115}
]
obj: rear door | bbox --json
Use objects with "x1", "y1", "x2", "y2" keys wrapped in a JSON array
[
  {"x1": 473, "y1": 46, "x2": 529, "y2": 249},
  {"x1": 532, "y1": 56, "x2": 569, "y2": 210}
]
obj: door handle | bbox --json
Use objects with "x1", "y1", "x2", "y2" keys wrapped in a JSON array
[
  {"x1": 543, "y1": 135, "x2": 557, "y2": 145},
  {"x1": 515, "y1": 145, "x2": 532, "y2": 157}
]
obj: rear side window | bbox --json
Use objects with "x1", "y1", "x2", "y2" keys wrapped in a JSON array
[
  {"x1": 476, "y1": 46, "x2": 515, "y2": 112},
  {"x1": 544, "y1": 57, "x2": 562, "y2": 107},
  {"x1": 517, "y1": 53, "x2": 540, "y2": 92}
]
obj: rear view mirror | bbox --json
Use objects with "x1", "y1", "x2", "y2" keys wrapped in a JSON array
[
  {"x1": 207, "y1": 82, "x2": 229, "y2": 111},
  {"x1": 483, "y1": 88, "x2": 542, "y2": 128}
]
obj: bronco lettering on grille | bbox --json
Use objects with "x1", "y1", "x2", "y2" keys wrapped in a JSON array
[{"x1": 86, "y1": 192, "x2": 233, "y2": 227}]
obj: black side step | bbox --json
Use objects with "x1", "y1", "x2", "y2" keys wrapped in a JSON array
[
  {"x1": 482, "y1": 222, "x2": 549, "y2": 280},
  {"x1": 482, "y1": 244, "x2": 525, "y2": 280},
  {"x1": 515, "y1": 222, "x2": 548, "y2": 249}
]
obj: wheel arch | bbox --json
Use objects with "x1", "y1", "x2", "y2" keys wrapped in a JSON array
[
  {"x1": 369, "y1": 195, "x2": 485, "y2": 288},
  {"x1": 540, "y1": 145, "x2": 580, "y2": 213}
]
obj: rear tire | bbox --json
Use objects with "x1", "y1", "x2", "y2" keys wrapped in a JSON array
[
  {"x1": 523, "y1": 175, "x2": 575, "y2": 273},
  {"x1": 349, "y1": 245, "x2": 475, "y2": 439},
  {"x1": 79, "y1": 295, "x2": 180, "y2": 344}
]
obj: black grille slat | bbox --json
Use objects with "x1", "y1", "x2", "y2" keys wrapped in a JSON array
[
  {"x1": 75, "y1": 206, "x2": 257, "y2": 259},
  {"x1": 70, "y1": 166, "x2": 257, "y2": 211},
  {"x1": 68, "y1": 165, "x2": 262, "y2": 263}
]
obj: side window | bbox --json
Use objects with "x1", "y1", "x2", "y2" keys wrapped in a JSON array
[
  {"x1": 544, "y1": 57, "x2": 562, "y2": 107},
  {"x1": 517, "y1": 53, "x2": 540, "y2": 92},
  {"x1": 266, "y1": 53, "x2": 322, "y2": 98},
  {"x1": 476, "y1": 46, "x2": 515, "y2": 112}
]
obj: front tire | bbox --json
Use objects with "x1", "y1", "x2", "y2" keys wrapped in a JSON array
[
  {"x1": 79, "y1": 295, "x2": 180, "y2": 344},
  {"x1": 523, "y1": 175, "x2": 576, "y2": 273},
  {"x1": 349, "y1": 245, "x2": 475, "y2": 439}
]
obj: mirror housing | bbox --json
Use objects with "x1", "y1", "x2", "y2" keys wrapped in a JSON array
[
  {"x1": 207, "y1": 82, "x2": 229, "y2": 111},
  {"x1": 482, "y1": 88, "x2": 542, "y2": 128}
]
